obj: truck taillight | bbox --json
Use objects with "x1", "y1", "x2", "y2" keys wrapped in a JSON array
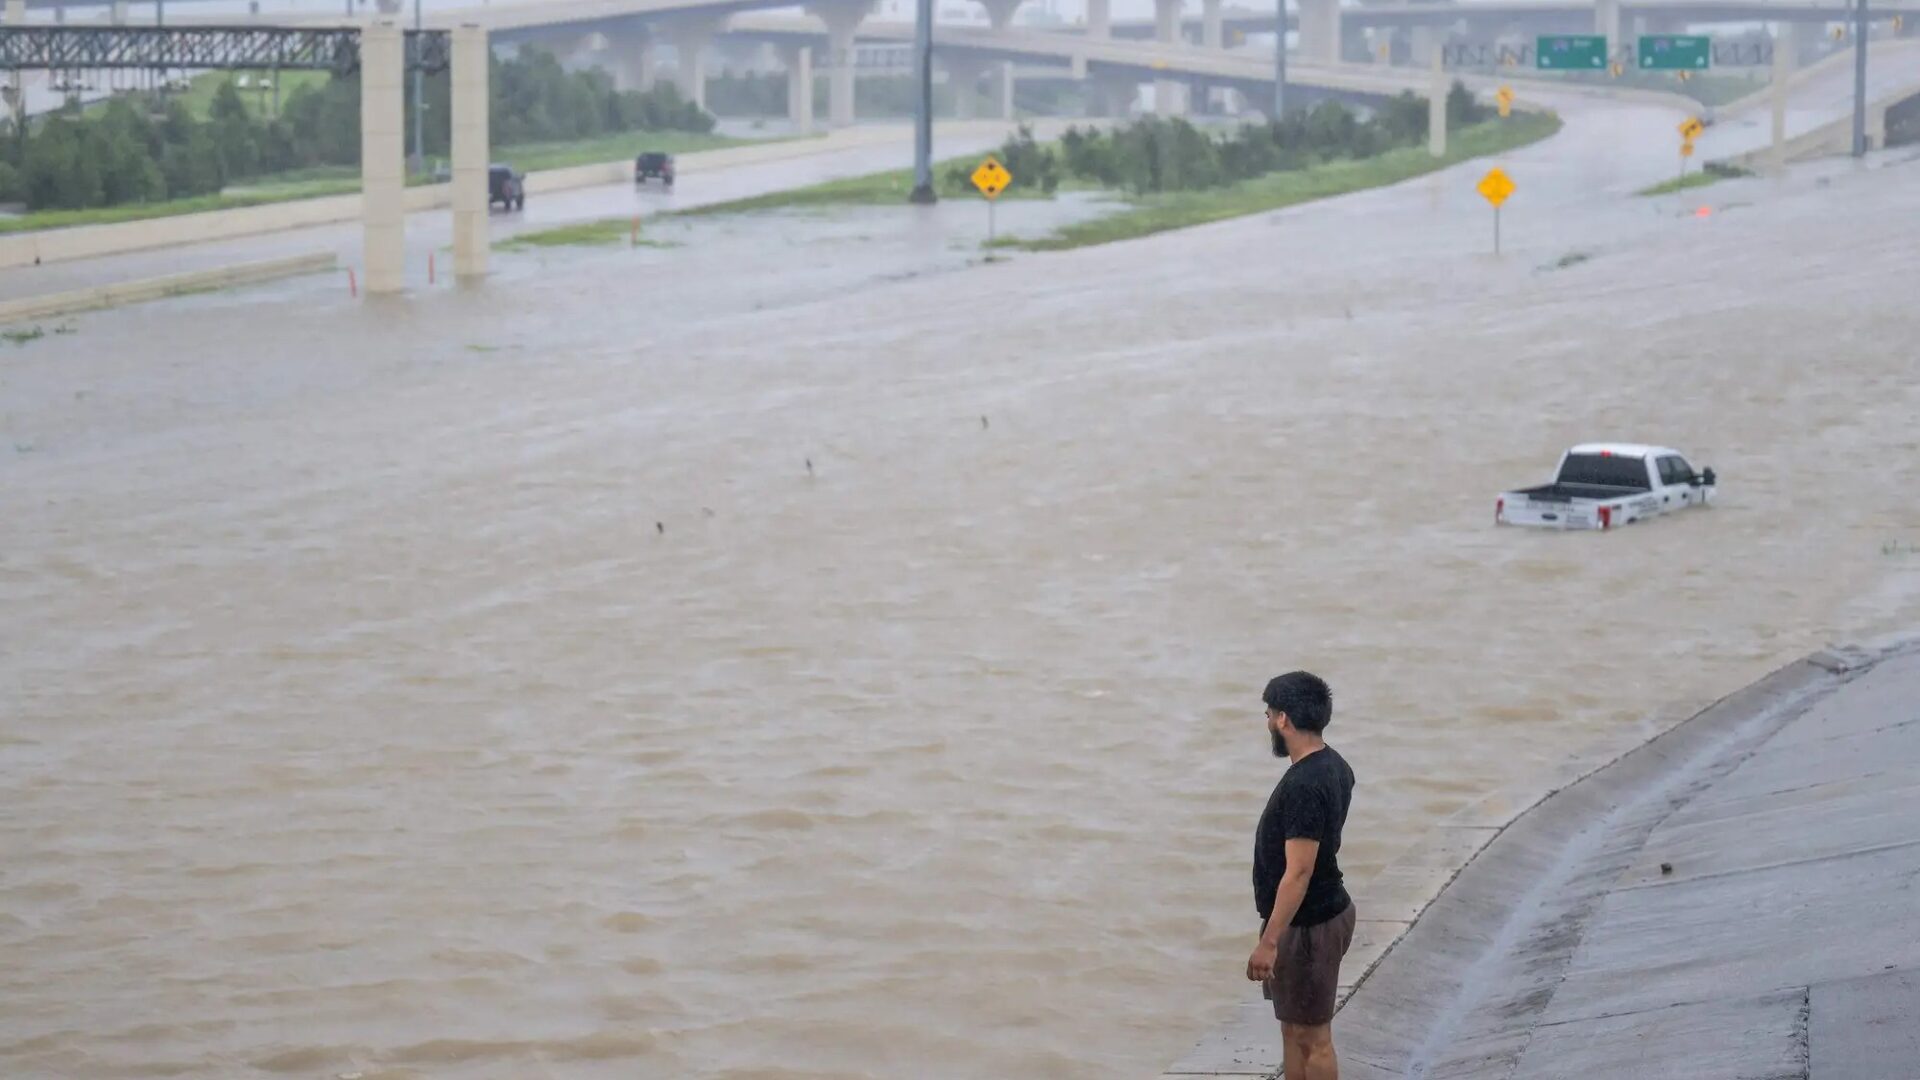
[
  {"x1": 1598, "y1": 506, "x2": 1612, "y2": 530},
  {"x1": 1495, "y1": 498, "x2": 1504, "y2": 524}
]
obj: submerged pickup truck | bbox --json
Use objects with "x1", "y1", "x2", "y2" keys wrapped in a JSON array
[{"x1": 1496, "y1": 444, "x2": 1717, "y2": 530}]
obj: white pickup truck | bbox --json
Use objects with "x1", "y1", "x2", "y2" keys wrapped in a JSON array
[{"x1": 1496, "y1": 444, "x2": 1717, "y2": 530}]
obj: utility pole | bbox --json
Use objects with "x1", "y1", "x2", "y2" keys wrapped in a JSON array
[
  {"x1": 1851, "y1": 0, "x2": 1868, "y2": 155},
  {"x1": 1272, "y1": 0, "x2": 1288, "y2": 118},
  {"x1": 413, "y1": 0, "x2": 426, "y2": 175},
  {"x1": 909, "y1": 0, "x2": 935, "y2": 202}
]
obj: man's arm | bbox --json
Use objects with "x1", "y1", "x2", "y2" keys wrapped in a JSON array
[{"x1": 1246, "y1": 838, "x2": 1320, "y2": 981}]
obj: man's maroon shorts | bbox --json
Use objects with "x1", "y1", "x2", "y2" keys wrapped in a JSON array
[{"x1": 1261, "y1": 903, "x2": 1357, "y2": 1026}]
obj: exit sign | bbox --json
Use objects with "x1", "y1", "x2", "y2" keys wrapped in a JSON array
[
  {"x1": 1537, "y1": 34, "x2": 1608, "y2": 70},
  {"x1": 1640, "y1": 34, "x2": 1711, "y2": 70}
]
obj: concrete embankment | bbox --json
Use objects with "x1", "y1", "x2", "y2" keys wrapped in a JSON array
[
  {"x1": 0, "y1": 252, "x2": 336, "y2": 325},
  {"x1": 1162, "y1": 632, "x2": 1920, "y2": 1078}
]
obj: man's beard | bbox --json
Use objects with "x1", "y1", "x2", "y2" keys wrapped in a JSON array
[{"x1": 1271, "y1": 727, "x2": 1289, "y2": 759}]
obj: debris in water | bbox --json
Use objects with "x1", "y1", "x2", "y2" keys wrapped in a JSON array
[
  {"x1": 655, "y1": 521, "x2": 665, "y2": 535},
  {"x1": 981, "y1": 416, "x2": 989, "y2": 430},
  {"x1": 1660, "y1": 862, "x2": 1673, "y2": 875}
]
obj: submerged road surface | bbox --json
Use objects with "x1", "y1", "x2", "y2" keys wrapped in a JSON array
[{"x1": 3, "y1": 92, "x2": 1919, "y2": 1079}]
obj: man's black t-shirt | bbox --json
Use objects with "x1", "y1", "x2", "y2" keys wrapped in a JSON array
[{"x1": 1253, "y1": 745, "x2": 1355, "y2": 928}]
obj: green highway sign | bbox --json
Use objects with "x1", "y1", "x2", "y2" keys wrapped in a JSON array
[
  {"x1": 1639, "y1": 34, "x2": 1711, "y2": 70},
  {"x1": 1536, "y1": 35, "x2": 1608, "y2": 70}
]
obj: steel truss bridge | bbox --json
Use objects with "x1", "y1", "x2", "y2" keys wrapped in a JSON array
[{"x1": 0, "y1": 26, "x2": 452, "y2": 73}]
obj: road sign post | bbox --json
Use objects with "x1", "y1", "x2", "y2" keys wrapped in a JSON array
[
  {"x1": 1639, "y1": 34, "x2": 1711, "y2": 71},
  {"x1": 909, "y1": 0, "x2": 934, "y2": 203},
  {"x1": 1677, "y1": 115, "x2": 1703, "y2": 184},
  {"x1": 1477, "y1": 166, "x2": 1513, "y2": 254},
  {"x1": 1536, "y1": 34, "x2": 1607, "y2": 70},
  {"x1": 971, "y1": 155, "x2": 1011, "y2": 241}
]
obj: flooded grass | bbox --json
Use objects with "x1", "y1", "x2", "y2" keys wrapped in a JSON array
[
  {"x1": 991, "y1": 114, "x2": 1562, "y2": 252},
  {"x1": 671, "y1": 155, "x2": 1059, "y2": 216},
  {"x1": 1637, "y1": 162, "x2": 1752, "y2": 197},
  {"x1": 499, "y1": 219, "x2": 685, "y2": 249}
]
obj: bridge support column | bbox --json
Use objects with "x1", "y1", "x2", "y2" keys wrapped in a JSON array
[
  {"x1": 1428, "y1": 46, "x2": 1446, "y2": 157},
  {"x1": 1154, "y1": 0, "x2": 1185, "y2": 113},
  {"x1": 1593, "y1": 0, "x2": 1621, "y2": 48},
  {"x1": 359, "y1": 20, "x2": 405, "y2": 296},
  {"x1": 110, "y1": 0, "x2": 126, "y2": 25},
  {"x1": 1298, "y1": 0, "x2": 1339, "y2": 63},
  {"x1": 942, "y1": 53, "x2": 989, "y2": 119},
  {"x1": 1410, "y1": 25, "x2": 1440, "y2": 67},
  {"x1": 606, "y1": 32, "x2": 656, "y2": 93},
  {"x1": 982, "y1": 0, "x2": 1021, "y2": 120},
  {"x1": 1090, "y1": 73, "x2": 1137, "y2": 117},
  {"x1": 666, "y1": 16, "x2": 724, "y2": 110},
  {"x1": 1202, "y1": 0, "x2": 1223, "y2": 48},
  {"x1": 810, "y1": 0, "x2": 875, "y2": 127},
  {"x1": 451, "y1": 24, "x2": 489, "y2": 282},
  {"x1": 783, "y1": 44, "x2": 814, "y2": 133},
  {"x1": 1770, "y1": 22, "x2": 1795, "y2": 173}
]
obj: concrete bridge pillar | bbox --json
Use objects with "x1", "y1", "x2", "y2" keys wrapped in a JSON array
[
  {"x1": 1769, "y1": 22, "x2": 1795, "y2": 173},
  {"x1": 981, "y1": 0, "x2": 1022, "y2": 121},
  {"x1": 666, "y1": 15, "x2": 725, "y2": 110},
  {"x1": 1298, "y1": 0, "x2": 1340, "y2": 63},
  {"x1": 1202, "y1": 0, "x2": 1223, "y2": 48},
  {"x1": 451, "y1": 24, "x2": 489, "y2": 282},
  {"x1": 3, "y1": 0, "x2": 23, "y2": 26},
  {"x1": 1154, "y1": 0, "x2": 1185, "y2": 113},
  {"x1": 810, "y1": 0, "x2": 875, "y2": 127},
  {"x1": 1409, "y1": 25, "x2": 1440, "y2": 66},
  {"x1": 1594, "y1": 0, "x2": 1621, "y2": 47},
  {"x1": 610, "y1": 35, "x2": 657, "y2": 93},
  {"x1": 783, "y1": 43, "x2": 814, "y2": 133},
  {"x1": 359, "y1": 20, "x2": 405, "y2": 296},
  {"x1": 1089, "y1": 72, "x2": 1137, "y2": 117},
  {"x1": 109, "y1": 0, "x2": 127, "y2": 25}
]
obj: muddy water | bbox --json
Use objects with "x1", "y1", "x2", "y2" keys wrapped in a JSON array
[{"x1": 4, "y1": 104, "x2": 1919, "y2": 1080}]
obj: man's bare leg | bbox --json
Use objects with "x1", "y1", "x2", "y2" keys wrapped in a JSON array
[{"x1": 1281, "y1": 1021, "x2": 1338, "y2": 1080}]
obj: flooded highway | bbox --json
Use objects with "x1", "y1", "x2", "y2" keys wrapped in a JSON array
[{"x1": 4, "y1": 95, "x2": 1920, "y2": 1080}]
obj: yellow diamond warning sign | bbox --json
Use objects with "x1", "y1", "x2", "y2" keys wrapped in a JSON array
[
  {"x1": 1477, "y1": 166, "x2": 1515, "y2": 208},
  {"x1": 971, "y1": 156, "x2": 1012, "y2": 200},
  {"x1": 1679, "y1": 116, "x2": 1705, "y2": 140}
]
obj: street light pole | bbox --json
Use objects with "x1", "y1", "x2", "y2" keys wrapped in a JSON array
[
  {"x1": 1851, "y1": 0, "x2": 1868, "y2": 155},
  {"x1": 909, "y1": 0, "x2": 935, "y2": 202},
  {"x1": 1273, "y1": 0, "x2": 1288, "y2": 118}
]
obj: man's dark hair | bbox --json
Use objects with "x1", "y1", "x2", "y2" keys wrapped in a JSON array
[{"x1": 1263, "y1": 671, "x2": 1333, "y2": 733}]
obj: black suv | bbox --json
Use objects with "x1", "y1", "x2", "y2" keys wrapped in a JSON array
[
  {"x1": 634, "y1": 151, "x2": 675, "y2": 189},
  {"x1": 488, "y1": 164, "x2": 525, "y2": 211}
]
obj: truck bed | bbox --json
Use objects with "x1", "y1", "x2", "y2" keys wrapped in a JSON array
[{"x1": 1510, "y1": 482, "x2": 1648, "y2": 504}]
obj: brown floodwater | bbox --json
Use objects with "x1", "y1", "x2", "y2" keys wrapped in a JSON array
[{"x1": 3, "y1": 97, "x2": 1918, "y2": 1080}]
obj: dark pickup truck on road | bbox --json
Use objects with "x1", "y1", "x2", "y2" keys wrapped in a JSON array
[
  {"x1": 634, "y1": 151, "x2": 675, "y2": 188},
  {"x1": 488, "y1": 164, "x2": 525, "y2": 211}
]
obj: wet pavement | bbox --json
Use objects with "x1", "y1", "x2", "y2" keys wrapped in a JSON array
[
  {"x1": 4, "y1": 85, "x2": 1920, "y2": 1080},
  {"x1": 1328, "y1": 635, "x2": 1920, "y2": 1079},
  {"x1": 0, "y1": 120, "x2": 1062, "y2": 302}
]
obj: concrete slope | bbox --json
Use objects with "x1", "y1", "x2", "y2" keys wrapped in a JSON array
[{"x1": 1331, "y1": 635, "x2": 1920, "y2": 1079}]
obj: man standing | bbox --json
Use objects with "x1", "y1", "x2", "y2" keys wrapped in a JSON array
[{"x1": 1246, "y1": 671, "x2": 1357, "y2": 1080}]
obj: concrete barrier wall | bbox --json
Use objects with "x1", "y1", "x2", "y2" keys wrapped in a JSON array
[
  {"x1": 0, "y1": 252, "x2": 337, "y2": 324},
  {"x1": 1720, "y1": 85, "x2": 1915, "y2": 171}
]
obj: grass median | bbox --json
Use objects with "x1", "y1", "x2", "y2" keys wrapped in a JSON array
[
  {"x1": 991, "y1": 113, "x2": 1562, "y2": 253},
  {"x1": 1636, "y1": 162, "x2": 1751, "y2": 197}
]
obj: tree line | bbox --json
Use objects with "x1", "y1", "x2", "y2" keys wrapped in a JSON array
[
  {"x1": 0, "y1": 46, "x2": 715, "y2": 212},
  {"x1": 951, "y1": 83, "x2": 1491, "y2": 197}
]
